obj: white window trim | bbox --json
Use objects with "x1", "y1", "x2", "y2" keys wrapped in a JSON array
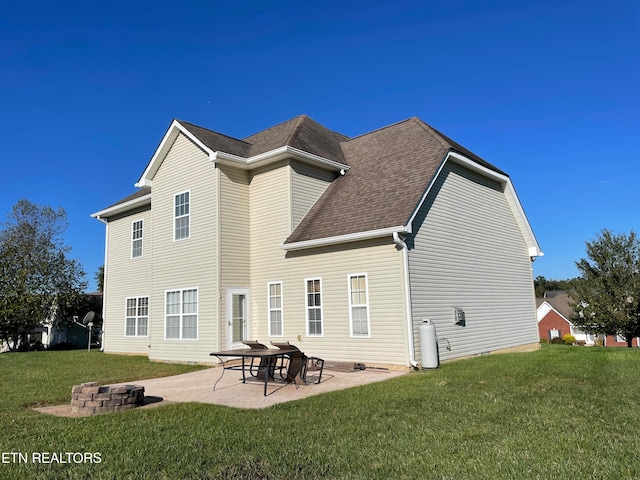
[
  {"x1": 173, "y1": 190, "x2": 191, "y2": 242},
  {"x1": 226, "y1": 288, "x2": 251, "y2": 348},
  {"x1": 348, "y1": 273, "x2": 371, "y2": 338},
  {"x1": 305, "y1": 277, "x2": 324, "y2": 337},
  {"x1": 164, "y1": 287, "x2": 198, "y2": 341},
  {"x1": 124, "y1": 296, "x2": 149, "y2": 337},
  {"x1": 131, "y1": 219, "x2": 144, "y2": 259},
  {"x1": 267, "y1": 281, "x2": 284, "y2": 337}
]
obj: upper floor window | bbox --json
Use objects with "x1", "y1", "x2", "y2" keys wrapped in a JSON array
[
  {"x1": 131, "y1": 220, "x2": 143, "y2": 258},
  {"x1": 125, "y1": 296, "x2": 148, "y2": 337},
  {"x1": 349, "y1": 274, "x2": 370, "y2": 337},
  {"x1": 268, "y1": 282, "x2": 283, "y2": 337},
  {"x1": 306, "y1": 278, "x2": 323, "y2": 336},
  {"x1": 174, "y1": 191, "x2": 190, "y2": 241}
]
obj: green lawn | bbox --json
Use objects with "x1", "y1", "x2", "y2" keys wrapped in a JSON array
[{"x1": 2, "y1": 346, "x2": 640, "y2": 479}]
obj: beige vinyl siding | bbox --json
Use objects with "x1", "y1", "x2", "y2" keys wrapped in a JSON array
[
  {"x1": 148, "y1": 133, "x2": 219, "y2": 363},
  {"x1": 218, "y1": 164, "x2": 250, "y2": 349},
  {"x1": 408, "y1": 162, "x2": 538, "y2": 363},
  {"x1": 103, "y1": 209, "x2": 151, "y2": 354},
  {"x1": 290, "y1": 161, "x2": 336, "y2": 230},
  {"x1": 250, "y1": 164, "x2": 408, "y2": 366}
]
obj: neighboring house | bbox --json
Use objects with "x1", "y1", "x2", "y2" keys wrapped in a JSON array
[
  {"x1": 91, "y1": 115, "x2": 543, "y2": 368},
  {"x1": 604, "y1": 334, "x2": 640, "y2": 348},
  {"x1": 536, "y1": 291, "x2": 595, "y2": 344},
  {"x1": 536, "y1": 291, "x2": 639, "y2": 347},
  {"x1": 33, "y1": 292, "x2": 104, "y2": 349}
]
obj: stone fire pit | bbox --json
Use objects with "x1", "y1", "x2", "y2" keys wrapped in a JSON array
[{"x1": 71, "y1": 382, "x2": 145, "y2": 414}]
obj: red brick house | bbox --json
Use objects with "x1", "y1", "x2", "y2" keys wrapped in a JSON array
[{"x1": 537, "y1": 291, "x2": 639, "y2": 347}]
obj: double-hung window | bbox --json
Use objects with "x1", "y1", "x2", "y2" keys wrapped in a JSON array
[
  {"x1": 125, "y1": 296, "x2": 149, "y2": 337},
  {"x1": 165, "y1": 288, "x2": 198, "y2": 340},
  {"x1": 306, "y1": 278, "x2": 323, "y2": 336},
  {"x1": 349, "y1": 274, "x2": 370, "y2": 337},
  {"x1": 131, "y1": 220, "x2": 143, "y2": 258},
  {"x1": 268, "y1": 282, "x2": 283, "y2": 336},
  {"x1": 174, "y1": 191, "x2": 190, "y2": 241}
]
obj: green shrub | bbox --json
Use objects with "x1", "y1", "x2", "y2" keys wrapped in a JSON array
[
  {"x1": 563, "y1": 334, "x2": 576, "y2": 345},
  {"x1": 539, "y1": 338, "x2": 548, "y2": 344},
  {"x1": 550, "y1": 337, "x2": 563, "y2": 344}
]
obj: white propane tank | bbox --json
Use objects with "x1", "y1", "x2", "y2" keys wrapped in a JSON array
[{"x1": 419, "y1": 319, "x2": 439, "y2": 369}]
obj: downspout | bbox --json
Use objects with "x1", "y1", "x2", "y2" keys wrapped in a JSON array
[
  {"x1": 393, "y1": 232, "x2": 418, "y2": 369},
  {"x1": 95, "y1": 216, "x2": 108, "y2": 353}
]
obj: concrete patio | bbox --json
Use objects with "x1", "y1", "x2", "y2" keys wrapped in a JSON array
[{"x1": 35, "y1": 363, "x2": 407, "y2": 416}]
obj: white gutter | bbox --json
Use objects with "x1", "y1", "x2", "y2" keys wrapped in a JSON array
[
  {"x1": 282, "y1": 225, "x2": 409, "y2": 251},
  {"x1": 213, "y1": 146, "x2": 350, "y2": 173},
  {"x1": 393, "y1": 232, "x2": 418, "y2": 369},
  {"x1": 90, "y1": 193, "x2": 151, "y2": 219}
]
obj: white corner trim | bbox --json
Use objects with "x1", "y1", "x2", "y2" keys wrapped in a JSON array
[
  {"x1": 90, "y1": 193, "x2": 151, "y2": 219},
  {"x1": 282, "y1": 225, "x2": 410, "y2": 251}
]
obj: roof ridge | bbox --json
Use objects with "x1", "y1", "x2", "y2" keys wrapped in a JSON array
[
  {"x1": 409, "y1": 117, "x2": 452, "y2": 151},
  {"x1": 285, "y1": 114, "x2": 309, "y2": 147},
  {"x1": 177, "y1": 119, "x2": 252, "y2": 147},
  {"x1": 345, "y1": 117, "x2": 416, "y2": 142}
]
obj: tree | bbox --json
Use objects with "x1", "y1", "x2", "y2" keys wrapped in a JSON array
[
  {"x1": 0, "y1": 200, "x2": 87, "y2": 351},
  {"x1": 571, "y1": 229, "x2": 640, "y2": 348},
  {"x1": 534, "y1": 276, "x2": 577, "y2": 298},
  {"x1": 95, "y1": 265, "x2": 104, "y2": 292}
]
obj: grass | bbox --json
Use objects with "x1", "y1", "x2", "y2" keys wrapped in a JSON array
[{"x1": 2, "y1": 346, "x2": 640, "y2": 479}]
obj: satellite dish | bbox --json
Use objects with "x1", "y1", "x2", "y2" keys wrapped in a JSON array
[{"x1": 82, "y1": 311, "x2": 96, "y2": 325}]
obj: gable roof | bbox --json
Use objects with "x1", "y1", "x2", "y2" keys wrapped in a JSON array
[
  {"x1": 242, "y1": 115, "x2": 349, "y2": 162},
  {"x1": 536, "y1": 291, "x2": 574, "y2": 319},
  {"x1": 283, "y1": 117, "x2": 508, "y2": 246},
  {"x1": 92, "y1": 115, "x2": 542, "y2": 258},
  {"x1": 537, "y1": 301, "x2": 573, "y2": 326}
]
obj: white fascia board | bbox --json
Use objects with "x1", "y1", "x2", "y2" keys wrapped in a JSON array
[
  {"x1": 212, "y1": 151, "x2": 249, "y2": 167},
  {"x1": 90, "y1": 193, "x2": 151, "y2": 220},
  {"x1": 135, "y1": 120, "x2": 215, "y2": 187},
  {"x1": 281, "y1": 225, "x2": 409, "y2": 251},
  {"x1": 281, "y1": 146, "x2": 350, "y2": 172},
  {"x1": 536, "y1": 302, "x2": 553, "y2": 321},
  {"x1": 406, "y1": 151, "x2": 543, "y2": 258},
  {"x1": 213, "y1": 146, "x2": 350, "y2": 173},
  {"x1": 504, "y1": 181, "x2": 544, "y2": 258}
]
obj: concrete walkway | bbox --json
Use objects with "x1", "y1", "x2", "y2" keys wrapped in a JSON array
[{"x1": 35, "y1": 363, "x2": 407, "y2": 416}]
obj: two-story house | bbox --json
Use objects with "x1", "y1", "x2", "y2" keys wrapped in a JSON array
[{"x1": 92, "y1": 115, "x2": 543, "y2": 368}]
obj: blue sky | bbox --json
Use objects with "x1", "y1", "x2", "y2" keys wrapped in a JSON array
[{"x1": 1, "y1": 0, "x2": 638, "y2": 292}]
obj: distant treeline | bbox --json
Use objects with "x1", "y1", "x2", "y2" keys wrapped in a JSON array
[{"x1": 534, "y1": 276, "x2": 578, "y2": 298}]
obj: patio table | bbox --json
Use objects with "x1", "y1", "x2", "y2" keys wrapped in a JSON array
[{"x1": 210, "y1": 348, "x2": 298, "y2": 396}]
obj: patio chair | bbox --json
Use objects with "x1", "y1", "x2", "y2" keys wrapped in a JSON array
[
  {"x1": 303, "y1": 356, "x2": 325, "y2": 385},
  {"x1": 270, "y1": 341, "x2": 300, "y2": 381},
  {"x1": 271, "y1": 341, "x2": 324, "y2": 385},
  {"x1": 241, "y1": 340, "x2": 273, "y2": 380}
]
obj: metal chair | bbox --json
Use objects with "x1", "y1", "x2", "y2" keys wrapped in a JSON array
[
  {"x1": 241, "y1": 340, "x2": 273, "y2": 379},
  {"x1": 270, "y1": 341, "x2": 324, "y2": 385}
]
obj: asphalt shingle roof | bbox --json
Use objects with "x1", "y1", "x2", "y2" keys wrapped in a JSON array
[{"x1": 104, "y1": 115, "x2": 505, "y2": 244}]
